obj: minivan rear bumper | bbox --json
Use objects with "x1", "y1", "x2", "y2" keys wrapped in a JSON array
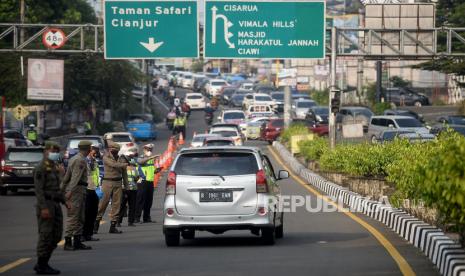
[{"x1": 163, "y1": 210, "x2": 274, "y2": 230}]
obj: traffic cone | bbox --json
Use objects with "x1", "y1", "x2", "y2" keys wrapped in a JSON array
[
  {"x1": 179, "y1": 132, "x2": 185, "y2": 145},
  {"x1": 153, "y1": 159, "x2": 161, "y2": 188}
]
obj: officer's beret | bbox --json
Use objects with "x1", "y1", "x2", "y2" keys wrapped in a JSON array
[
  {"x1": 107, "y1": 141, "x2": 121, "y2": 150},
  {"x1": 44, "y1": 141, "x2": 61, "y2": 150},
  {"x1": 78, "y1": 140, "x2": 93, "y2": 149}
]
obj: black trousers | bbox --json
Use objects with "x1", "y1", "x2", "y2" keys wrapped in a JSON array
[
  {"x1": 118, "y1": 190, "x2": 137, "y2": 224},
  {"x1": 135, "y1": 181, "x2": 154, "y2": 222},
  {"x1": 83, "y1": 189, "x2": 99, "y2": 237}
]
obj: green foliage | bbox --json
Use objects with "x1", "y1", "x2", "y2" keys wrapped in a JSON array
[
  {"x1": 421, "y1": 133, "x2": 465, "y2": 235},
  {"x1": 310, "y1": 89, "x2": 329, "y2": 106},
  {"x1": 372, "y1": 102, "x2": 392, "y2": 115},
  {"x1": 389, "y1": 76, "x2": 411, "y2": 88},
  {"x1": 298, "y1": 137, "x2": 328, "y2": 161},
  {"x1": 279, "y1": 123, "x2": 309, "y2": 143},
  {"x1": 364, "y1": 82, "x2": 377, "y2": 105},
  {"x1": 190, "y1": 59, "x2": 204, "y2": 73}
]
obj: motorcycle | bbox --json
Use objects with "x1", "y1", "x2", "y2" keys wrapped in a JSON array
[
  {"x1": 205, "y1": 112, "x2": 213, "y2": 125},
  {"x1": 165, "y1": 111, "x2": 176, "y2": 130}
]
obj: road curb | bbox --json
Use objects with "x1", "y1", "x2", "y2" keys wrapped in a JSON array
[{"x1": 272, "y1": 141, "x2": 465, "y2": 276}]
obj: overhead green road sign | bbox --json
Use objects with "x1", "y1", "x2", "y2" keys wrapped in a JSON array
[
  {"x1": 204, "y1": 0, "x2": 325, "y2": 59},
  {"x1": 104, "y1": 0, "x2": 198, "y2": 59}
]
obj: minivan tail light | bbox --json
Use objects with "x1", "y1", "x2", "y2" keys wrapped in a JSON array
[
  {"x1": 127, "y1": 142, "x2": 134, "y2": 147},
  {"x1": 256, "y1": 169, "x2": 268, "y2": 193},
  {"x1": 166, "y1": 171, "x2": 176, "y2": 195}
]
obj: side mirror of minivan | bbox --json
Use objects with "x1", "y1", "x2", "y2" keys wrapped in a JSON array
[{"x1": 277, "y1": 170, "x2": 289, "y2": 180}]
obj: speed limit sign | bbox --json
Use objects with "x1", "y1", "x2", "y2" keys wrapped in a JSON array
[{"x1": 42, "y1": 28, "x2": 67, "y2": 49}]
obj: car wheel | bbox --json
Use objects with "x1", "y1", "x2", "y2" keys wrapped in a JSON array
[
  {"x1": 0, "y1": 187, "x2": 7, "y2": 196},
  {"x1": 181, "y1": 230, "x2": 195, "y2": 240},
  {"x1": 165, "y1": 229, "x2": 180, "y2": 246},
  {"x1": 414, "y1": 101, "x2": 422, "y2": 107},
  {"x1": 261, "y1": 227, "x2": 275, "y2": 245},
  {"x1": 275, "y1": 213, "x2": 284, "y2": 239},
  {"x1": 267, "y1": 140, "x2": 273, "y2": 145}
]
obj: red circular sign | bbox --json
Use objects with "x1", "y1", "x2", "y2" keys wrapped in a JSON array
[{"x1": 42, "y1": 28, "x2": 67, "y2": 49}]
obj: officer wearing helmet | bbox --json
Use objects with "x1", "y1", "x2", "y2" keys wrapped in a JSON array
[{"x1": 27, "y1": 124, "x2": 38, "y2": 145}]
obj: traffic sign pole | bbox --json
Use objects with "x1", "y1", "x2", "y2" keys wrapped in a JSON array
[{"x1": 329, "y1": 27, "x2": 337, "y2": 150}]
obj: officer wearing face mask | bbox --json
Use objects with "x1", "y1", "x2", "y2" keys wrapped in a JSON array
[
  {"x1": 33, "y1": 141, "x2": 68, "y2": 275},
  {"x1": 82, "y1": 144, "x2": 101, "y2": 242},
  {"x1": 95, "y1": 141, "x2": 130, "y2": 234}
]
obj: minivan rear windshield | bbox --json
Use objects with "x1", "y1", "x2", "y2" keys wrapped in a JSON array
[
  {"x1": 212, "y1": 130, "x2": 237, "y2": 137},
  {"x1": 175, "y1": 152, "x2": 258, "y2": 176},
  {"x1": 111, "y1": 135, "x2": 131, "y2": 143},
  {"x1": 7, "y1": 150, "x2": 43, "y2": 162}
]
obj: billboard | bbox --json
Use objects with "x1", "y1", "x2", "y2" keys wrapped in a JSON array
[{"x1": 27, "y1": 59, "x2": 64, "y2": 101}]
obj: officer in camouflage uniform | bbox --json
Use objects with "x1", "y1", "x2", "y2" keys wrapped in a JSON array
[
  {"x1": 61, "y1": 140, "x2": 92, "y2": 251},
  {"x1": 34, "y1": 141, "x2": 67, "y2": 275}
]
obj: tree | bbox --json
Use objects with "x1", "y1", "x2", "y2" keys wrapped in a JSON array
[{"x1": 389, "y1": 76, "x2": 411, "y2": 88}]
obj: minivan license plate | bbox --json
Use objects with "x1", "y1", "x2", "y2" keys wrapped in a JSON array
[{"x1": 199, "y1": 190, "x2": 233, "y2": 202}]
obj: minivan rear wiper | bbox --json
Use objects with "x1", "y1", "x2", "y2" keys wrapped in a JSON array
[{"x1": 192, "y1": 174, "x2": 225, "y2": 181}]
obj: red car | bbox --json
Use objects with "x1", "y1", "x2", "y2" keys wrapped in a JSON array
[
  {"x1": 292, "y1": 119, "x2": 329, "y2": 136},
  {"x1": 260, "y1": 119, "x2": 284, "y2": 144}
]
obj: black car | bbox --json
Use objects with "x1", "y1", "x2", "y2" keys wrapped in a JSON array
[
  {"x1": 306, "y1": 106, "x2": 329, "y2": 125},
  {"x1": 229, "y1": 94, "x2": 245, "y2": 108},
  {"x1": 384, "y1": 87, "x2": 430, "y2": 107},
  {"x1": 430, "y1": 124, "x2": 465, "y2": 136},
  {"x1": 193, "y1": 77, "x2": 207, "y2": 92},
  {"x1": 0, "y1": 146, "x2": 44, "y2": 195},
  {"x1": 221, "y1": 87, "x2": 238, "y2": 105},
  {"x1": 384, "y1": 109, "x2": 425, "y2": 123},
  {"x1": 63, "y1": 135, "x2": 104, "y2": 169},
  {"x1": 437, "y1": 115, "x2": 465, "y2": 126},
  {"x1": 270, "y1": 92, "x2": 284, "y2": 112}
]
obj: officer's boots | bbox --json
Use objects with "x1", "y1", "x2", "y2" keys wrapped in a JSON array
[
  {"x1": 63, "y1": 237, "x2": 74, "y2": 251},
  {"x1": 73, "y1": 236, "x2": 92, "y2": 250},
  {"x1": 93, "y1": 220, "x2": 100, "y2": 234},
  {"x1": 34, "y1": 256, "x2": 60, "y2": 275},
  {"x1": 109, "y1": 221, "x2": 123, "y2": 234}
]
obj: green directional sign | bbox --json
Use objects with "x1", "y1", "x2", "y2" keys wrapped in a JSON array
[
  {"x1": 204, "y1": 0, "x2": 325, "y2": 59},
  {"x1": 104, "y1": 0, "x2": 198, "y2": 59}
]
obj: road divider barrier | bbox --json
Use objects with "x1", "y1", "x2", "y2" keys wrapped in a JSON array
[{"x1": 272, "y1": 141, "x2": 465, "y2": 276}]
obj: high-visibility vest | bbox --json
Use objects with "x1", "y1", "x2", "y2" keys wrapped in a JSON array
[
  {"x1": 27, "y1": 130, "x2": 37, "y2": 141},
  {"x1": 141, "y1": 159, "x2": 155, "y2": 182},
  {"x1": 91, "y1": 165, "x2": 100, "y2": 188},
  {"x1": 126, "y1": 166, "x2": 138, "y2": 190}
]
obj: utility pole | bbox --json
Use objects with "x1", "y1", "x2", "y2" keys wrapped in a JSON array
[
  {"x1": 329, "y1": 26, "x2": 337, "y2": 149},
  {"x1": 20, "y1": 0, "x2": 25, "y2": 44},
  {"x1": 284, "y1": 86, "x2": 292, "y2": 128}
]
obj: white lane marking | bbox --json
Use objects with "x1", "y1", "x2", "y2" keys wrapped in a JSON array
[{"x1": 152, "y1": 95, "x2": 170, "y2": 111}]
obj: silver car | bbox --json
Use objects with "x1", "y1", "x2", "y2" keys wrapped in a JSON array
[
  {"x1": 163, "y1": 146, "x2": 289, "y2": 246},
  {"x1": 368, "y1": 115, "x2": 430, "y2": 143}
]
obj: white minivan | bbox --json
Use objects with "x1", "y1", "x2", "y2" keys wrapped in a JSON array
[{"x1": 163, "y1": 147, "x2": 289, "y2": 246}]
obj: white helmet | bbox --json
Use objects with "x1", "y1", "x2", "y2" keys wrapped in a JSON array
[
  {"x1": 206, "y1": 103, "x2": 211, "y2": 107},
  {"x1": 29, "y1": 124, "x2": 35, "y2": 128}
]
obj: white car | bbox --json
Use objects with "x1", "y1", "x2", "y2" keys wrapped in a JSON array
[
  {"x1": 209, "y1": 124, "x2": 243, "y2": 146},
  {"x1": 163, "y1": 146, "x2": 289, "y2": 246},
  {"x1": 176, "y1": 72, "x2": 188, "y2": 87},
  {"x1": 205, "y1": 79, "x2": 229, "y2": 97},
  {"x1": 190, "y1": 133, "x2": 220, "y2": 148},
  {"x1": 103, "y1": 132, "x2": 137, "y2": 154},
  {"x1": 181, "y1": 73, "x2": 194, "y2": 89},
  {"x1": 246, "y1": 105, "x2": 275, "y2": 119},
  {"x1": 292, "y1": 99, "x2": 317, "y2": 119},
  {"x1": 240, "y1": 82, "x2": 254, "y2": 90},
  {"x1": 218, "y1": 110, "x2": 247, "y2": 130},
  {"x1": 185, "y1": 93, "x2": 206, "y2": 110},
  {"x1": 243, "y1": 93, "x2": 277, "y2": 111}
]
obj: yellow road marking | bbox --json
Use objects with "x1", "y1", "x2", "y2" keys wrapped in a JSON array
[
  {"x1": 268, "y1": 146, "x2": 415, "y2": 276},
  {"x1": 0, "y1": 258, "x2": 31, "y2": 273},
  {"x1": 58, "y1": 220, "x2": 106, "y2": 246}
]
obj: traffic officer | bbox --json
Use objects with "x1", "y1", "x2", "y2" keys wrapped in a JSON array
[
  {"x1": 135, "y1": 144, "x2": 159, "y2": 223},
  {"x1": 61, "y1": 140, "x2": 92, "y2": 251},
  {"x1": 95, "y1": 141, "x2": 130, "y2": 234},
  {"x1": 82, "y1": 144, "x2": 100, "y2": 242},
  {"x1": 173, "y1": 113, "x2": 187, "y2": 138},
  {"x1": 27, "y1": 124, "x2": 38, "y2": 145},
  {"x1": 34, "y1": 141, "x2": 67, "y2": 275},
  {"x1": 118, "y1": 148, "x2": 141, "y2": 227}
]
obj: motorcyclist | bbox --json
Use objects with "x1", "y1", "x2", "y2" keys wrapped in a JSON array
[
  {"x1": 181, "y1": 101, "x2": 191, "y2": 117},
  {"x1": 204, "y1": 103, "x2": 214, "y2": 125}
]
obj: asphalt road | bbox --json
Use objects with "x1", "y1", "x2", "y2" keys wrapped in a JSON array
[{"x1": 0, "y1": 88, "x2": 439, "y2": 276}]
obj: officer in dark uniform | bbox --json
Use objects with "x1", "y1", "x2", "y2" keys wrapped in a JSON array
[{"x1": 34, "y1": 141, "x2": 68, "y2": 275}]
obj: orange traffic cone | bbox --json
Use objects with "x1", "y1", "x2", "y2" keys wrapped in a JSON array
[
  {"x1": 153, "y1": 159, "x2": 161, "y2": 188},
  {"x1": 178, "y1": 132, "x2": 185, "y2": 145}
]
